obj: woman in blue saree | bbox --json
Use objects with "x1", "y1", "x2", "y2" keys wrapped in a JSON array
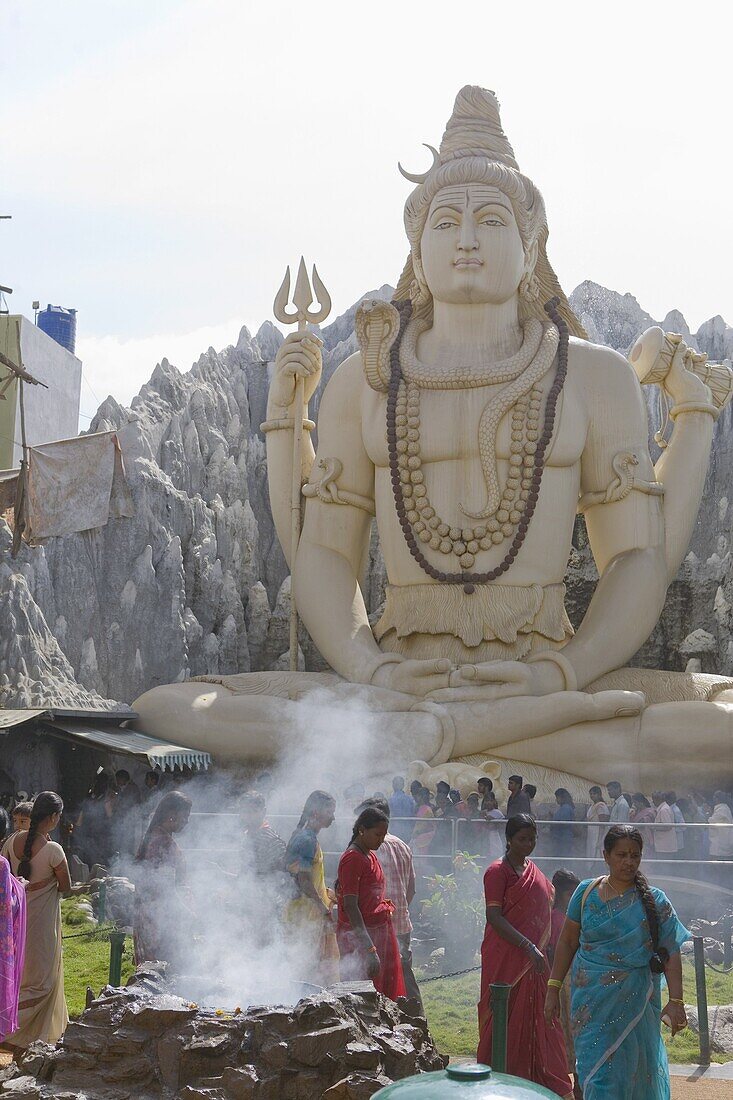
[{"x1": 544, "y1": 824, "x2": 688, "y2": 1099}]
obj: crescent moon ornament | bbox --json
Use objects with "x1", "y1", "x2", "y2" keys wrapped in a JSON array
[{"x1": 398, "y1": 144, "x2": 441, "y2": 185}]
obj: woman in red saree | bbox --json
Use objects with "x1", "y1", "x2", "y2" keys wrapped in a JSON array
[
  {"x1": 336, "y1": 806, "x2": 406, "y2": 1001},
  {"x1": 478, "y1": 813, "x2": 572, "y2": 1099}
]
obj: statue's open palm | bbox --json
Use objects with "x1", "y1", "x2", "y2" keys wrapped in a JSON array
[
  {"x1": 375, "y1": 657, "x2": 561, "y2": 700},
  {"x1": 428, "y1": 660, "x2": 563, "y2": 702}
]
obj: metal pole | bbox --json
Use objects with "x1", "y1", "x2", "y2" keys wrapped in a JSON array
[
  {"x1": 489, "y1": 982, "x2": 510, "y2": 1072},
  {"x1": 108, "y1": 931, "x2": 126, "y2": 987},
  {"x1": 693, "y1": 935, "x2": 710, "y2": 1065}
]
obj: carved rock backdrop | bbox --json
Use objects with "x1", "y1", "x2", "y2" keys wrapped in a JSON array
[{"x1": 0, "y1": 280, "x2": 731, "y2": 709}]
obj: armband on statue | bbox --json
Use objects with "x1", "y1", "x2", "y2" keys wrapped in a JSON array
[
  {"x1": 302, "y1": 457, "x2": 376, "y2": 515},
  {"x1": 578, "y1": 450, "x2": 664, "y2": 514}
]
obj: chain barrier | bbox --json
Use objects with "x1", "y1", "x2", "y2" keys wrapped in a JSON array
[
  {"x1": 62, "y1": 925, "x2": 116, "y2": 941},
  {"x1": 703, "y1": 960, "x2": 733, "y2": 976},
  {"x1": 419, "y1": 965, "x2": 481, "y2": 984}
]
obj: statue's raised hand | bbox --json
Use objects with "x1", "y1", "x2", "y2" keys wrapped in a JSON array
[
  {"x1": 270, "y1": 331, "x2": 323, "y2": 409},
  {"x1": 663, "y1": 339, "x2": 712, "y2": 406},
  {"x1": 372, "y1": 657, "x2": 454, "y2": 697}
]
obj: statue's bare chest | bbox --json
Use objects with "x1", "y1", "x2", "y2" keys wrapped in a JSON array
[{"x1": 361, "y1": 377, "x2": 587, "y2": 470}]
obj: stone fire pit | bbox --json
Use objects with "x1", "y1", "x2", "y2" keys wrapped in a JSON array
[{"x1": 0, "y1": 965, "x2": 446, "y2": 1099}]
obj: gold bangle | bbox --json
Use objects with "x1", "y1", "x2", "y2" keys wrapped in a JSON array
[
  {"x1": 668, "y1": 997, "x2": 685, "y2": 1005},
  {"x1": 547, "y1": 979, "x2": 563, "y2": 989}
]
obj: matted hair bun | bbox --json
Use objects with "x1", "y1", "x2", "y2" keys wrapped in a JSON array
[{"x1": 439, "y1": 85, "x2": 520, "y2": 170}]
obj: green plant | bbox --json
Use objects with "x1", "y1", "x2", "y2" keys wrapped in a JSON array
[{"x1": 421, "y1": 851, "x2": 484, "y2": 955}]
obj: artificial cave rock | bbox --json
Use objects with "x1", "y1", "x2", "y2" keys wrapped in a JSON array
[
  {"x1": 0, "y1": 969, "x2": 446, "y2": 1099},
  {"x1": 0, "y1": 281, "x2": 731, "y2": 707}
]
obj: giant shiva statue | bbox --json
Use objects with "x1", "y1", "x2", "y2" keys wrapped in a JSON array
[{"x1": 135, "y1": 87, "x2": 733, "y2": 794}]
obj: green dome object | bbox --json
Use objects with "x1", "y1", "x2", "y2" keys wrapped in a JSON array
[{"x1": 374, "y1": 1063, "x2": 562, "y2": 1099}]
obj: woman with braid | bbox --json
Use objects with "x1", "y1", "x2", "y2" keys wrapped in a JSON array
[
  {"x1": 3, "y1": 792, "x2": 87, "y2": 1050},
  {"x1": 545, "y1": 824, "x2": 689, "y2": 1099},
  {"x1": 283, "y1": 791, "x2": 339, "y2": 984},
  {"x1": 335, "y1": 806, "x2": 406, "y2": 1000}
]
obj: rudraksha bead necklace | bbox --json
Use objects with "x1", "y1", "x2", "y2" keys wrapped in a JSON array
[{"x1": 386, "y1": 297, "x2": 569, "y2": 594}]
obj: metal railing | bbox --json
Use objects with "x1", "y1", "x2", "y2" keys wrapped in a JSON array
[{"x1": 177, "y1": 812, "x2": 733, "y2": 921}]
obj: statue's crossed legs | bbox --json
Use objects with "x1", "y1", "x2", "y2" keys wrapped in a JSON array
[{"x1": 133, "y1": 670, "x2": 733, "y2": 790}]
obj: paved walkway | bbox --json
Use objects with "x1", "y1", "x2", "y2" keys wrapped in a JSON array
[
  {"x1": 671, "y1": 1078, "x2": 733, "y2": 1098},
  {"x1": 670, "y1": 1063, "x2": 733, "y2": 1080}
]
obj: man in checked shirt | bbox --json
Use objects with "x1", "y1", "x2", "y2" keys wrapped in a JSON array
[{"x1": 355, "y1": 796, "x2": 423, "y2": 1008}]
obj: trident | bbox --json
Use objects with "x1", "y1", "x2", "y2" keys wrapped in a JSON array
[{"x1": 273, "y1": 257, "x2": 331, "y2": 671}]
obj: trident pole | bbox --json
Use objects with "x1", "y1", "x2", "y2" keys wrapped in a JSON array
[
  {"x1": 289, "y1": 351, "x2": 305, "y2": 671},
  {"x1": 273, "y1": 259, "x2": 331, "y2": 671}
]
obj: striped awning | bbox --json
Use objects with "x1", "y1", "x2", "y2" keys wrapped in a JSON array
[{"x1": 40, "y1": 720, "x2": 211, "y2": 772}]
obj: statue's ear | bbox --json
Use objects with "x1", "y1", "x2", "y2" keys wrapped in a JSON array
[{"x1": 355, "y1": 299, "x2": 402, "y2": 392}]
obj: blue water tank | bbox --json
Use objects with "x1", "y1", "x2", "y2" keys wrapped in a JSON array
[{"x1": 37, "y1": 304, "x2": 77, "y2": 354}]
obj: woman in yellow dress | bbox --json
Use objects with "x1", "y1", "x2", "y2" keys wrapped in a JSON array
[{"x1": 283, "y1": 791, "x2": 339, "y2": 984}]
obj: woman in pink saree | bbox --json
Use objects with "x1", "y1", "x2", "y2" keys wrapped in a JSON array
[
  {"x1": 477, "y1": 814, "x2": 572, "y2": 1099},
  {"x1": 0, "y1": 855, "x2": 26, "y2": 1043}
]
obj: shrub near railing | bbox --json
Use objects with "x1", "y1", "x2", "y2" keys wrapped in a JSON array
[{"x1": 421, "y1": 851, "x2": 484, "y2": 969}]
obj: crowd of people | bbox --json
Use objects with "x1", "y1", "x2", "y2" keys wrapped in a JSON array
[
  {"x1": 379, "y1": 775, "x2": 733, "y2": 870},
  {"x1": 0, "y1": 768, "x2": 730, "y2": 1098},
  {"x1": 67, "y1": 769, "x2": 163, "y2": 868}
]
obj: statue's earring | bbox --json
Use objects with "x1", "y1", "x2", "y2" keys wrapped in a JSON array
[
  {"x1": 519, "y1": 269, "x2": 540, "y2": 303},
  {"x1": 409, "y1": 277, "x2": 429, "y2": 307}
]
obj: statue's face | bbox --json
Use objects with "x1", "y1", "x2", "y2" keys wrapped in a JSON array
[{"x1": 420, "y1": 183, "x2": 525, "y2": 306}]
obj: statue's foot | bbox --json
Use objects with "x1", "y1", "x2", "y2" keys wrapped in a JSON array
[{"x1": 591, "y1": 689, "x2": 645, "y2": 719}]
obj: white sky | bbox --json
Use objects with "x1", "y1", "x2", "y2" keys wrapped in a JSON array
[{"x1": 2, "y1": 0, "x2": 731, "y2": 419}]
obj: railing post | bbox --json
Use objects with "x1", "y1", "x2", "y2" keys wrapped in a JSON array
[
  {"x1": 693, "y1": 935, "x2": 710, "y2": 1066},
  {"x1": 108, "y1": 931, "x2": 126, "y2": 987},
  {"x1": 489, "y1": 982, "x2": 510, "y2": 1073}
]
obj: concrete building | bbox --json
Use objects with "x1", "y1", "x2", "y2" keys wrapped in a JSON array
[{"x1": 0, "y1": 314, "x2": 82, "y2": 469}]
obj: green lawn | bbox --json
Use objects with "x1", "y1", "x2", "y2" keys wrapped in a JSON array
[
  {"x1": 61, "y1": 899, "x2": 135, "y2": 1018},
  {"x1": 419, "y1": 959, "x2": 733, "y2": 1065}
]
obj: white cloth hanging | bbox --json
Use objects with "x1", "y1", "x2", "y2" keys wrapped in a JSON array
[{"x1": 24, "y1": 429, "x2": 134, "y2": 542}]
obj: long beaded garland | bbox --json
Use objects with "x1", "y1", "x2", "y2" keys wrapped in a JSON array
[{"x1": 387, "y1": 298, "x2": 569, "y2": 594}]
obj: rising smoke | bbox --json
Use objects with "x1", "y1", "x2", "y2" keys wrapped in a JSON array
[{"x1": 116, "y1": 685, "x2": 410, "y2": 1007}]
